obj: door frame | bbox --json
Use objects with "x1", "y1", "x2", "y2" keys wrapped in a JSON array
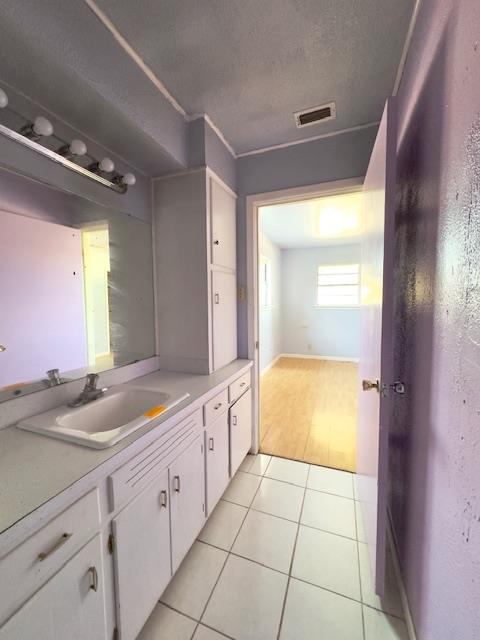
[{"x1": 246, "y1": 176, "x2": 364, "y2": 453}]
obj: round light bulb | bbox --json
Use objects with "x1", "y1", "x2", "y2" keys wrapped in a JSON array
[
  {"x1": 99, "y1": 157, "x2": 114, "y2": 173},
  {"x1": 122, "y1": 172, "x2": 136, "y2": 186},
  {"x1": 33, "y1": 116, "x2": 53, "y2": 137},
  {"x1": 69, "y1": 139, "x2": 87, "y2": 156},
  {"x1": 0, "y1": 88, "x2": 8, "y2": 109}
]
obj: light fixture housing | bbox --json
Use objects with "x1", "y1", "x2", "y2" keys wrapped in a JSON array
[
  {"x1": 59, "y1": 138, "x2": 87, "y2": 159},
  {"x1": 0, "y1": 89, "x2": 8, "y2": 109},
  {"x1": 88, "y1": 157, "x2": 115, "y2": 175},
  {"x1": 21, "y1": 116, "x2": 54, "y2": 140},
  {"x1": 99, "y1": 157, "x2": 115, "y2": 173}
]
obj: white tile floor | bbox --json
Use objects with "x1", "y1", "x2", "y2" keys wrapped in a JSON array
[{"x1": 138, "y1": 454, "x2": 409, "y2": 640}]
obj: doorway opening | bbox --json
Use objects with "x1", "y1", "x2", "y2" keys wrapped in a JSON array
[{"x1": 255, "y1": 187, "x2": 363, "y2": 473}]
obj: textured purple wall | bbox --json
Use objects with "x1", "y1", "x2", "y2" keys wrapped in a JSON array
[{"x1": 390, "y1": 1, "x2": 480, "y2": 638}]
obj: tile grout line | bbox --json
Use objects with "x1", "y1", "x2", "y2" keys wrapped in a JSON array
[
  {"x1": 193, "y1": 458, "x2": 270, "y2": 639},
  {"x1": 240, "y1": 465, "x2": 357, "y2": 500},
  {"x1": 275, "y1": 464, "x2": 310, "y2": 640}
]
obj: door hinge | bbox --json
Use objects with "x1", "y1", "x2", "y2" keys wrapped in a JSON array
[
  {"x1": 108, "y1": 533, "x2": 116, "y2": 555},
  {"x1": 112, "y1": 627, "x2": 119, "y2": 640}
]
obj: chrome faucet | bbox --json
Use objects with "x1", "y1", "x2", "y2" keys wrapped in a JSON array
[
  {"x1": 45, "y1": 368, "x2": 62, "y2": 387},
  {"x1": 68, "y1": 374, "x2": 107, "y2": 408}
]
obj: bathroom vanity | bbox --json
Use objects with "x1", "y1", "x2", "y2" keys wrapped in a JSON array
[{"x1": 0, "y1": 360, "x2": 252, "y2": 640}]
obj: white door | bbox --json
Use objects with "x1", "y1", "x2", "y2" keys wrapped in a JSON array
[
  {"x1": 210, "y1": 178, "x2": 236, "y2": 270},
  {"x1": 211, "y1": 271, "x2": 237, "y2": 371},
  {"x1": 357, "y1": 98, "x2": 397, "y2": 596},
  {"x1": 206, "y1": 412, "x2": 230, "y2": 514},
  {"x1": 112, "y1": 470, "x2": 171, "y2": 640},
  {"x1": 170, "y1": 436, "x2": 206, "y2": 572},
  {"x1": 0, "y1": 535, "x2": 107, "y2": 640},
  {"x1": 229, "y1": 389, "x2": 252, "y2": 476}
]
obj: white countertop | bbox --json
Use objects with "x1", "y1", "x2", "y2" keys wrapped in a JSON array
[{"x1": 0, "y1": 360, "x2": 252, "y2": 537}]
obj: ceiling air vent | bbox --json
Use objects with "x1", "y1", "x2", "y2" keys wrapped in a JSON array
[{"x1": 294, "y1": 102, "x2": 336, "y2": 128}]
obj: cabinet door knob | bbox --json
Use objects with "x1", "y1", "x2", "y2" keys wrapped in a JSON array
[
  {"x1": 232, "y1": 415, "x2": 237, "y2": 426},
  {"x1": 173, "y1": 475, "x2": 181, "y2": 492},
  {"x1": 213, "y1": 239, "x2": 220, "y2": 245},
  {"x1": 160, "y1": 489, "x2": 168, "y2": 508},
  {"x1": 208, "y1": 437, "x2": 214, "y2": 451},
  {"x1": 88, "y1": 566, "x2": 98, "y2": 592},
  {"x1": 214, "y1": 293, "x2": 220, "y2": 304}
]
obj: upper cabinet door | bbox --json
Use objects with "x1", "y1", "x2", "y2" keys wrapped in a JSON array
[
  {"x1": 211, "y1": 271, "x2": 238, "y2": 371},
  {"x1": 169, "y1": 436, "x2": 206, "y2": 572},
  {"x1": 210, "y1": 178, "x2": 236, "y2": 271},
  {"x1": 112, "y1": 470, "x2": 171, "y2": 640}
]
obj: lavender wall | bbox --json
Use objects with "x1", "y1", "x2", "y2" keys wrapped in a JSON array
[{"x1": 390, "y1": 1, "x2": 480, "y2": 638}]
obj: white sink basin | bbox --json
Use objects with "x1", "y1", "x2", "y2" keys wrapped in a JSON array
[{"x1": 17, "y1": 386, "x2": 190, "y2": 448}]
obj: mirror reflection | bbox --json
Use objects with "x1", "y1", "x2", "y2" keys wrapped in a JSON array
[{"x1": 0, "y1": 201, "x2": 155, "y2": 402}]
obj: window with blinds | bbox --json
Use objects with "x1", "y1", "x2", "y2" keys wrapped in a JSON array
[{"x1": 316, "y1": 263, "x2": 360, "y2": 307}]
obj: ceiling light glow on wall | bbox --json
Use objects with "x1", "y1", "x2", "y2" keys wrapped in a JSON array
[
  {"x1": 315, "y1": 195, "x2": 361, "y2": 238},
  {"x1": 21, "y1": 116, "x2": 54, "y2": 140},
  {"x1": 0, "y1": 89, "x2": 8, "y2": 109}
]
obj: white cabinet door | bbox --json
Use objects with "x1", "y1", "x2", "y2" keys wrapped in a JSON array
[
  {"x1": 170, "y1": 436, "x2": 206, "y2": 572},
  {"x1": 0, "y1": 535, "x2": 107, "y2": 640},
  {"x1": 206, "y1": 413, "x2": 230, "y2": 514},
  {"x1": 229, "y1": 389, "x2": 252, "y2": 476},
  {"x1": 112, "y1": 470, "x2": 171, "y2": 640},
  {"x1": 212, "y1": 271, "x2": 237, "y2": 371},
  {"x1": 210, "y1": 178, "x2": 236, "y2": 271}
]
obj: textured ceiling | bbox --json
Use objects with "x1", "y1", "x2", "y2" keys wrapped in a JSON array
[
  {"x1": 261, "y1": 192, "x2": 363, "y2": 248},
  {"x1": 0, "y1": 0, "x2": 414, "y2": 172},
  {"x1": 0, "y1": 0, "x2": 187, "y2": 175},
  {"x1": 95, "y1": 0, "x2": 415, "y2": 153}
]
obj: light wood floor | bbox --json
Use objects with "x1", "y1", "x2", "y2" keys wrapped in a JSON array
[{"x1": 260, "y1": 357, "x2": 358, "y2": 472}]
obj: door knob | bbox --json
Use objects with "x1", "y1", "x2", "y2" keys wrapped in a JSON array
[
  {"x1": 0, "y1": 345, "x2": 6, "y2": 352},
  {"x1": 362, "y1": 379, "x2": 380, "y2": 392}
]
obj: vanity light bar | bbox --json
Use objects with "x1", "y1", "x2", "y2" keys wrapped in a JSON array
[{"x1": 0, "y1": 90, "x2": 135, "y2": 194}]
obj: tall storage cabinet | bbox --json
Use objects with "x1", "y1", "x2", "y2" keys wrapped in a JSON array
[{"x1": 154, "y1": 168, "x2": 237, "y2": 374}]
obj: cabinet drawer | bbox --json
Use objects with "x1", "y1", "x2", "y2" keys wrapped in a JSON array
[
  {"x1": 228, "y1": 370, "x2": 251, "y2": 404},
  {"x1": 204, "y1": 388, "x2": 229, "y2": 426},
  {"x1": 110, "y1": 408, "x2": 202, "y2": 511},
  {"x1": 0, "y1": 488, "x2": 100, "y2": 625}
]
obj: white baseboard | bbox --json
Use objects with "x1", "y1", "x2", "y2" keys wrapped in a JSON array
[
  {"x1": 260, "y1": 354, "x2": 282, "y2": 375},
  {"x1": 387, "y1": 513, "x2": 417, "y2": 640},
  {"x1": 278, "y1": 353, "x2": 359, "y2": 363}
]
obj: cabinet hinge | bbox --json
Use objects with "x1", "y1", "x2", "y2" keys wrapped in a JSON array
[
  {"x1": 112, "y1": 627, "x2": 119, "y2": 640},
  {"x1": 202, "y1": 502, "x2": 205, "y2": 513},
  {"x1": 108, "y1": 533, "x2": 116, "y2": 555}
]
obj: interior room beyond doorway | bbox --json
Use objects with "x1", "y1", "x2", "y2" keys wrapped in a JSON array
[{"x1": 258, "y1": 192, "x2": 362, "y2": 472}]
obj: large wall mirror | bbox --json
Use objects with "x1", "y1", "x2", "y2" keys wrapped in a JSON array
[{"x1": 0, "y1": 170, "x2": 156, "y2": 403}]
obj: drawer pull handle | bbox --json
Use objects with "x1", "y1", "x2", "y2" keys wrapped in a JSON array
[
  {"x1": 239, "y1": 382, "x2": 246, "y2": 387},
  {"x1": 232, "y1": 415, "x2": 237, "y2": 426},
  {"x1": 214, "y1": 402, "x2": 222, "y2": 410},
  {"x1": 214, "y1": 293, "x2": 220, "y2": 304},
  {"x1": 38, "y1": 532, "x2": 73, "y2": 561},
  {"x1": 173, "y1": 475, "x2": 181, "y2": 492},
  {"x1": 160, "y1": 490, "x2": 168, "y2": 508},
  {"x1": 208, "y1": 437, "x2": 214, "y2": 451},
  {"x1": 88, "y1": 566, "x2": 98, "y2": 592}
]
